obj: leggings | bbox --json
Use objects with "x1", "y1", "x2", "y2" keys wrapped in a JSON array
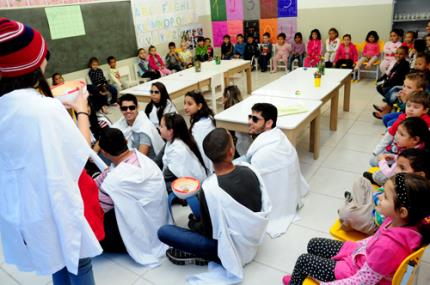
[{"x1": 289, "y1": 238, "x2": 344, "y2": 285}]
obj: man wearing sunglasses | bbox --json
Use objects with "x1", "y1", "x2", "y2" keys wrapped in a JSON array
[
  {"x1": 238, "y1": 103, "x2": 309, "y2": 238},
  {"x1": 113, "y1": 94, "x2": 164, "y2": 159}
]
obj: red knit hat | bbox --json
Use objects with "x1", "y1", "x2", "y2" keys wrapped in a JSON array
[{"x1": 0, "y1": 18, "x2": 48, "y2": 78}]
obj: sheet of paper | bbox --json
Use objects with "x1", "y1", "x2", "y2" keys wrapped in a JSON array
[
  {"x1": 277, "y1": 104, "x2": 309, "y2": 116},
  {"x1": 45, "y1": 5, "x2": 86, "y2": 40}
]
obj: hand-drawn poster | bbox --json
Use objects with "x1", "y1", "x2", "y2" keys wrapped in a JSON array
[
  {"x1": 277, "y1": 17, "x2": 296, "y2": 42},
  {"x1": 278, "y1": 0, "x2": 297, "y2": 17},
  {"x1": 212, "y1": 21, "x2": 228, "y2": 47},
  {"x1": 243, "y1": 0, "x2": 260, "y2": 20},
  {"x1": 210, "y1": 0, "x2": 227, "y2": 21},
  {"x1": 259, "y1": 18, "x2": 277, "y2": 43},
  {"x1": 227, "y1": 20, "x2": 243, "y2": 44},
  {"x1": 244, "y1": 20, "x2": 260, "y2": 43},
  {"x1": 260, "y1": 0, "x2": 277, "y2": 19},
  {"x1": 226, "y1": 0, "x2": 244, "y2": 20}
]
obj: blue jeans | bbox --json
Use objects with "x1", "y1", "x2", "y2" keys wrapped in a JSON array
[
  {"x1": 382, "y1": 86, "x2": 402, "y2": 106},
  {"x1": 383, "y1": 112, "x2": 401, "y2": 127},
  {"x1": 288, "y1": 54, "x2": 304, "y2": 71},
  {"x1": 52, "y1": 258, "x2": 95, "y2": 285}
]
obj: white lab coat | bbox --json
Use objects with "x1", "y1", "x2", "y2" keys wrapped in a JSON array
[
  {"x1": 191, "y1": 162, "x2": 271, "y2": 283},
  {"x1": 114, "y1": 111, "x2": 164, "y2": 155},
  {"x1": 235, "y1": 132, "x2": 253, "y2": 156},
  {"x1": 101, "y1": 149, "x2": 171, "y2": 266},
  {"x1": 163, "y1": 139, "x2": 207, "y2": 182},
  {"x1": 148, "y1": 100, "x2": 177, "y2": 128},
  {"x1": 245, "y1": 128, "x2": 309, "y2": 238},
  {"x1": 191, "y1": 117, "x2": 215, "y2": 173},
  {"x1": 0, "y1": 88, "x2": 102, "y2": 275}
]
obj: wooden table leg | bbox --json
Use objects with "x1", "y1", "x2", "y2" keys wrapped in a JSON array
[
  {"x1": 330, "y1": 89, "x2": 339, "y2": 131},
  {"x1": 343, "y1": 77, "x2": 351, "y2": 112},
  {"x1": 246, "y1": 67, "x2": 252, "y2": 95},
  {"x1": 310, "y1": 113, "x2": 321, "y2": 160}
]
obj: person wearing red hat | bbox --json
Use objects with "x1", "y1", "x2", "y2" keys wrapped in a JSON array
[{"x1": 0, "y1": 18, "x2": 102, "y2": 285}]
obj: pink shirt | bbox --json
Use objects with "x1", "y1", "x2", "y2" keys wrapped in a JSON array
[
  {"x1": 148, "y1": 53, "x2": 165, "y2": 71},
  {"x1": 306, "y1": 39, "x2": 322, "y2": 57},
  {"x1": 334, "y1": 43, "x2": 358, "y2": 63},
  {"x1": 383, "y1": 41, "x2": 402, "y2": 59},
  {"x1": 363, "y1": 42, "x2": 380, "y2": 57},
  {"x1": 274, "y1": 42, "x2": 291, "y2": 57}
]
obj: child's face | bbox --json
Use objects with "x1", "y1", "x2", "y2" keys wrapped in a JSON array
[
  {"x1": 138, "y1": 49, "x2": 146, "y2": 59},
  {"x1": 223, "y1": 37, "x2": 230, "y2": 44},
  {"x1": 343, "y1": 37, "x2": 351, "y2": 46},
  {"x1": 169, "y1": 46, "x2": 176, "y2": 52},
  {"x1": 395, "y1": 124, "x2": 420, "y2": 149},
  {"x1": 198, "y1": 40, "x2": 205, "y2": 47},
  {"x1": 108, "y1": 59, "x2": 117, "y2": 69},
  {"x1": 406, "y1": 100, "x2": 428, "y2": 118},
  {"x1": 395, "y1": 156, "x2": 415, "y2": 175},
  {"x1": 159, "y1": 117, "x2": 173, "y2": 141},
  {"x1": 53, "y1": 74, "x2": 64, "y2": 85},
  {"x1": 237, "y1": 36, "x2": 244, "y2": 44},
  {"x1": 150, "y1": 85, "x2": 161, "y2": 103},
  {"x1": 376, "y1": 180, "x2": 400, "y2": 219},
  {"x1": 405, "y1": 33, "x2": 414, "y2": 44},
  {"x1": 149, "y1": 48, "x2": 156, "y2": 55},
  {"x1": 311, "y1": 32, "x2": 318, "y2": 40},
  {"x1": 399, "y1": 78, "x2": 421, "y2": 102},
  {"x1": 263, "y1": 35, "x2": 269, "y2": 43},
  {"x1": 328, "y1": 31, "x2": 336, "y2": 40},
  {"x1": 90, "y1": 61, "x2": 99, "y2": 70},
  {"x1": 184, "y1": 96, "x2": 201, "y2": 116},
  {"x1": 390, "y1": 32, "x2": 400, "y2": 43},
  {"x1": 395, "y1": 48, "x2": 407, "y2": 62},
  {"x1": 414, "y1": 57, "x2": 428, "y2": 71},
  {"x1": 181, "y1": 41, "x2": 188, "y2": 50},
  {"x1": 247, "y1": 37, "x2": 253, "y2": 44},
  {"x1": 426, "y1": 36, "x2": 430, "y2": 48},
  {"x1": 294, "y1": 36, "x2": 301, "y2": 43},
  {"x1": 277, "y1": 37, "x2": 285, "y2": 45},
  {"x1": 205, "y1": 39, "x2": 211, "y2": 46},
  {"x1": 368, "y1": 35, "x2": 375, "y2": 43}
]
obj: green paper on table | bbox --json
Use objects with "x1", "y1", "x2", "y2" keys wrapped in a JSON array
[{"x1": 277, "y1": 105, "x2": 309, "y2": 116}]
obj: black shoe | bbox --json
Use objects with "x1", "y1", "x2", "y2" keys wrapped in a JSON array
[
  {"x1": 372, "y1": 104, "x2": 383, "y2": 112},
  {"x1": 166, "y1": 248, "x2": 208, "y2": 266},
  {"x1": 344, "y1": 191, "x2": 353, "y2": 202},
  {"x1": 363, "y1": 171, "x2": 377, "y2": 185},
  {"x1": 372, "y1": 112, "x2": 382, "y2": 120}
]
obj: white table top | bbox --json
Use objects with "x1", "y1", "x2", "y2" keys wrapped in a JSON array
[
  {"x1": 120, "y1": 78, "x2": 195, "y2": 96},
  {"x1": 215, "y1": 95, "x2": 322, "y2": 130}
]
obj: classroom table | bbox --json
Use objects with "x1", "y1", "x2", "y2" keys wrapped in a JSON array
[{"x1": 214, "y1": 95, "x2": 323, "y2": 159}]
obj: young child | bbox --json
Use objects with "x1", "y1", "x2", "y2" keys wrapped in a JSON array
[
  {"x1": 51, "y1": 72, "x2": 64, "y2": 86},
  {"x1": 148, "y1": 45, "x2": 172, "y2": 76},
  {"x1": 409, "y1": 39, "x2": 426, "y2": 69},
  {"x1": 370, "y1": 91, "x2": 430, "y2": 166},
  {"x1": 283, "y1": 172, "x2": 430, "y2": 285},
  {"x1": 355, "y1": 31, "x2": 381, "y2": 71},
  {"x1": 365, "y1": 117, "x2": 429, "y2": 186},
  {"x1": 221, "y1": 34, "x2": 234, "y2": 60},
  {"x1": 380, "y1": 29, "x2": 402, "y2": 75},
  {"x1": 304, "y1": 29, "x2": 322, "y2": 67},
  {"x1": 258, "y1": 32, "x2": 273, "y2": 72},
  {"x1": 87, "y1": 57, "x2": 118, "y2": 104},
  {"x1": 136, "y1": 48, "x2": 161, "y2": 80},
  {"x1": 425, "y1": 34, "x2": 430, "y2": 54},
  {"x1": 165, "y1": 42, "x2": 183, "y2": 72},
  {"x1": 271, "y1": 32, "x2": 290, "y2": 73},
  {"x1": 288, "y1": 32, "x2": 306, "y2": 71},
  {"x1": 334, "y1": 34, "x2": 358, "y2": 69},
  {"x1": 402, "y1": 31, "x2": 416, "y2": 58},
  {"x1": 205, "y1": 37, "x2": 214, "y2": 60},
  {"x1": 178, "y1": 40, "x2": 193, "y2": 69},
  {"x1": 376, "y1": 46, "x2": 410, "y2": 99},
  {"x1": 184, "y1": 90, "x2": 216, "y2": 172},
  {"x1": 195, "y1": 36, "x2": 209, "y2": 62},
  {"x1": 223, "y1": 85, "x2": 253, "y2": 156},
  {"x1": 324, "y1": 28, "x2": 340, "y2": 68},
  {"x1": 107, "y1": 56, "x2": 124, "y2": 92},
  {"x1": 233, "y1": 34, "x2": 246, "y2": 59},
  {"x1": 244, "y1": 34, "x2": 259, "y2": 70},
  {"x1": 144, "y1": 82, "x2": 177, "y2": 128}
]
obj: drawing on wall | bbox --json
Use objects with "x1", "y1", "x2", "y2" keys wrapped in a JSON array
[
  {"x1": 278, "y1": 0, "x2": 297, "y2": 17},
  {"x1": 260, "y1": 0, "x2": 277, "y2": 19},
  {"x1": 226, "y1": 0, "x2": 244, "y2": 20},
  {"x1": 278, "y1": 17, "x2": 297, "y2": 42},
  {"x1": 244, "y1": 20, "x2": 260, "y2": 43},
  {"x1": 243, "y1": 0, "x2": 260, "y2": 20},
  {"x1": 210, "y1": 0, "x2": 227, "y2": 21},
  {"x1": 212, "y1": 21, "x2": 228, "y2": 47},
  {"x1": 227, "y1": 20, "x2": 243, "y2": 44}
]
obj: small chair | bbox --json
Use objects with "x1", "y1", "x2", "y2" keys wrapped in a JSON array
[
  {"x1": 118, "y1": 65, "x2": 139, "y2": 88},
  {"x1": 133, "y1": 63, "x2": 151, "y2": 84},
  {"x1": 330, "y1": 219, "x2": 369, "y2": 242},
  {"x1": 209, "y1": 73, "x2": 224, "y2": 113},
  {"x1": 270, "y1": 44, "x2": 288, "y2": 72},
  {"x1": 357, "y1": 40, "x2": 384, "y2": 81}
]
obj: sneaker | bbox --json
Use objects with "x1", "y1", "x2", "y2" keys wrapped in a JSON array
[
  {"x1": 363, "y1": 171, "x2": 377, "y2": 185},
  {"x1": 344, "y1": 191, "x2": 353, "y2": 202},
  {"x1": 166, "y1": 248, "x2": 208, "y2": 266},
  {"x1": 282, "y1": 275, "x2": 292, "y2": 285}
]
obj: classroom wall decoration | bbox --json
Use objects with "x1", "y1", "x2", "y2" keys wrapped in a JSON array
[{"x1": 210, "y1": 0, "x2": 297, "y2": 47}]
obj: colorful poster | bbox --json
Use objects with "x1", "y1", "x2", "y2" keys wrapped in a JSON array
[
  {"x1": 277, "y1": 17, "x2": 297, "y2": 42},
  {"x1": 259, "y1": 18, "x2": 277, "y2": 43},
  {"x1": 0, "y1": 0, "x2": 9, "y2": 7},
  {"x1": 45, "y1": 5, "x2": 86, "y2": 40},
  {"x1": 210, "y1": 0, "x2": 227, "y2": 21},
  {"x1": 244, "y1": 20, "x2": 260, "y2": 43},
  {"x1": 227, "y1": 20, "x2": 243, "y2": 44},
  {"x1": 260, "y1": 0, "x2": 277, "y2": 19},
  {"x1": 243, "y1": 0, "x2": 260, "y2": 20},
  {"x1": 7, "y1": 0, "x2": 28, "y2": 7},
  {"x1": 278, "y1": 0, "x2": 297, "y2": 17},
  {"x1": 212, "y1": 21, "x2": 228, "y2": 47},
  {"x1": 226, "y1": 0, "x2": 243, "y2": 20}
]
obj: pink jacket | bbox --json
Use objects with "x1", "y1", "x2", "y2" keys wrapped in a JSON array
[
  {"x1": 363, "y1": 42, "x2": 380, "y2": 58},
  {"x1": 334, "y1": 43, "x2": 358, "y2": 63},
  {"x1": 306, "y1": 39, "x2": 322, "y2": 57},
  {"x1": 321, "y1": 218, "x2": 422, "y2": 285},
  {"x1": 148, "y1": 53, "x2": 165, "y2": 71}
]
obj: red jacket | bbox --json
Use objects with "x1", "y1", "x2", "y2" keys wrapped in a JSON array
[
  {"x1": 389, "y1": 113, "x2": 430, "y2": 136},
  {"x1": 148, "y1": 53, "x2": 165, "y2": 71},
  {"x1": 334, "y1": 43, "x2": 358, "y2": 64},
  {"x1": 78, "y1": 170, "x2": 105, "y2": 241}
]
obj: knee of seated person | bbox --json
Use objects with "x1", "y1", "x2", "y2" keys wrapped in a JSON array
[
  {"x1": 157, "y1": 224, "x2": 174, "y2": 241},
  {"x1": 306, "y1": 238, "x2": 320, "y2": 253}
]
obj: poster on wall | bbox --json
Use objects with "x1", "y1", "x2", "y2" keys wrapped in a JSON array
[
  {"x1": 278, "y1": 0, "x2": 297, "y2": 17},
  {"x1": 226, "y1": 0, "x2": 244, "y2": 20},
  {"x1": 259, "y1": 18, "x2": 277, "y2": 43},
  {"x1": 210, "y1": 0, "x2": 227, "y2": 21},
  {"x1": 260, "y1": 0, "x2": 277, "y2": 19},
  {"x1": 244, "y1": 20, "x2": 260, "y2": 43},
  {"x1": 278, "y1": 17, "x2": 297, "y2": 42},
  {"x1": 212, "y1": 21, "x2": 228, "y2": 47},
  {"x1": 227, "y1": 20, "x2": 243, "y2": 44},
  {"x1": 243, "y1": 0, "x2": 260, "y2": 20}
]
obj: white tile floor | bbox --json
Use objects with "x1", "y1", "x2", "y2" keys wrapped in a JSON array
[{"x1": 1, "y1": 71, "x2": 430, "y2": 285}]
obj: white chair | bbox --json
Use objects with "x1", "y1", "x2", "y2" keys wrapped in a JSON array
[
  {"x1": 133, "y1": 63, "x2": 151, "y2": 84},
  {"x1": 269, "y1": 44, "x2": 288, "y2": 72},
  {"x1": 118, "y1": 65, "x2": 140, "y2": 88},
  {"x1": 209, "y1": 73, "x2": 224, "y2": 113},
  {"x1": 292, "y1": 58, "x2": 300, "y2": 71}
]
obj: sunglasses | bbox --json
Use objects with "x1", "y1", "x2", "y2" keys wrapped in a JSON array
[
  {"x1": 150, "y1": 90, "x2": 160, "y2": 94},
  {"x1": 248, "y1": 114, "x2": 263, "y2": 123},
  {"x1": 120, "y1": 105, "x2": 137, "y2": 111}
]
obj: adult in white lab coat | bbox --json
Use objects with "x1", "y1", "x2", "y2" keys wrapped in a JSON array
[
  {"x1": 114, "y1": 93, "x2": 164, "y2": 159},
  {"x1": 96, "y1": 128, "x2": 171, "y2": 266},
  {"x1": 158, "y1": 128, "x2": 271, "y2": 283},
  {"x1": 0, "y1": 18, "x2": 101, "y2": 284},
  {"x1": 240, "y1": 103, "x2": 309, "y2": 238},
  {"x1": 184, "y1": 90, "x2": 216, "y2": 173},
  {"x1": 144, "y1": 82, "x2": 177, "y2": 128}
]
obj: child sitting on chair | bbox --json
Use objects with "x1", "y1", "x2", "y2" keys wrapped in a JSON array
[
  {"x1": 148, "y1": 45, "x2": 172, "y2": 76},
  {"x1": 87, "y1": 57, "x2": 118, "y2": 105},
  {"x1": 283, "y1": 173, "x2": 430, "y2": 285},
  {"x1": 271, "y1": 32, "x2": 290, "y2": 73},
  {"x1": 178, "y1": 40, "x2": 193, "y2": 68},
  {"x1": 258, "y1": 32, "x2": 272, "y2": 72},
  {"x1": 165, "y1": 42, "x2": 183, "y2": 72},
  {"x1": 137, "y1": 48, "x2": 161, "y2": 80},
  {"x1": 354, "y1": 31, "x2": 380, "y2": 71},
  {"x1": 244, "y1": 34, "x2": 259, "y2": 70},
  {"x1": 107, "y1": 56, "x2": 125, "y2": 92}
]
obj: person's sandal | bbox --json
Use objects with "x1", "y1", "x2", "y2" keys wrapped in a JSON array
[
  {"x1": 166, "y1": 248, "x2": 209, "y2": 266},
  {"x1": 372, "y1": 112, "x2": 382, "y2": 120},
  {"x1": 372, "y1": 104, "x2": 383, "y2": 112}
]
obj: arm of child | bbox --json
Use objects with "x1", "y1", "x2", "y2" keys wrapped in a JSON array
[
  {"x1": 320, "y1": 262, "x2": 384, "y2": 285},
  {"x1": 377, "y1": 157, "x2": 397, "y2": 178},
  {"x1": 371, "y1": 132, "x2": 394, "y2": 158},
  {"x1": 108, "y1": 69, "x2": 121, "y2": 87}
]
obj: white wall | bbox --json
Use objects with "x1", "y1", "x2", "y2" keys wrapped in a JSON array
[{"x1": 298, "y1": 0, "x2": 392, "y2": 9}]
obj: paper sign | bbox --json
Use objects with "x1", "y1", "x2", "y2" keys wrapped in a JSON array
[
  {"x1": 45, "y1": 5, "x2": 86, "y2": 40},
  {"x1": 227, "y1": 20, "x2": 243, "y2": 44},
  {"x1": 277, "y1": 17, "x2": 297, "y2": 43},
  {"x1": 259, "y1": 18, "x2": 277, "y2": 43},
  {"x1": 226, "y1": 0, "x2": 243, "y2": 20},
  {"x1": 212, "y1": 21, "x2": 228, "y2": 47},
  {"x1": 260, "y1": 0, "x2": 277, "y2": 19},
  {"x1": 243, "y1": 0, "x2": 260, "y2": 20},
  {"x1": 244, "y1": 20, "x2": 259, "y2": 43},
  {"x1": 210, "y1": 0, "x2": 227, "y2": 21},
  {"x1": 277, "y1": 104, "x2": 308, "y2": 116},
  {"x1": 278, "y1": 0, "x2": 297, "y2": 17}
]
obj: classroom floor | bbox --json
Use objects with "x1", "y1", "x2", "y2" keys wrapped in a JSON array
[{"x1": 1, "y1": 72, "x2": 430, "y2": 285}]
